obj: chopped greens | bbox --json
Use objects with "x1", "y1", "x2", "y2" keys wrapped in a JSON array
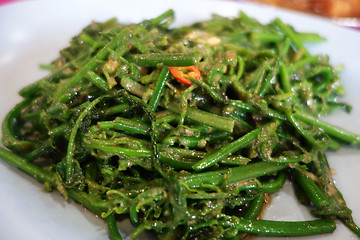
[{"x1": 1, "y1": 9, "x2": 360, "y2": 240}]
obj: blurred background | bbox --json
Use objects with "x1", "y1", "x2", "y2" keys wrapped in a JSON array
[
  {"x1": 0, "y1": 0, "x2": 359, "y2": 18},
  {"x1": 1, "y1": 0, "x2": 360, "y2": 28},
  {"x1": 246, "y1": 0, "x2": 360, "y2": 29},
  {"x1": 248, "y1": 0, "x2": 360, "y2": 18},
  {"x1": 1, "y1": 0, "x2": 359, "y2": 17}
]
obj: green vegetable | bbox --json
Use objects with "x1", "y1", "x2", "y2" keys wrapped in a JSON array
[{"x1": 1, "y1": 9, "x2": 360, "y2": 240}]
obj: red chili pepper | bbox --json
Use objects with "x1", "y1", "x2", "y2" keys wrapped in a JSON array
[{"x1": 169, "y1": 66, "x2": 201, "y2": 86}]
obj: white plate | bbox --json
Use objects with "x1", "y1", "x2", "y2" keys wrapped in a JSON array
[{"x1": 0, "y1": 0, "x2": 359, "y2": 239}]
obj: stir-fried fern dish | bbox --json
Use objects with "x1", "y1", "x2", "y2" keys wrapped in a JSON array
[{"x1": 1, "y1": 9, "x2": 360, "y2": 240}]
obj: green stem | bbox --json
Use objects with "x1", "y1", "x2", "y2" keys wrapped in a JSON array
[
  {"x1": 192, "y1": 125, "x2": 263, "y2": 171},
  {"x1": 292, "y1": 168, "x2": 330, "y2": 209},
  {"x1": 166, "y1": 102, "x2": 234, "y2": 133},
  {"x1": 130, "y1": 223, "x2": 146, "y2": 239},
  {"x1": 65, "y1": 97, "x2": 102, "y2": 183},
  {"x1": 86, "y1": 144, "x2": 151, "y2": 158},
  {"x1": 107, "y1": 213, "x2": 122, "y2": 240},
  {"x1": 2, "y1": 99, "x2": 35, "y2": 152},
  {"x1": 279, "y1": 61, "x2": 291, "y2": 93},
  {"x1": 182, "y1": 161, "x2": 288, "y2": 187},
  {"x1": 0, "y1": 147, "x2": 53, "y2": 183},
  {"x1": 95, "y1": 117, "x2": 150, "y2": 136},
  {"x1": 129, "y1": 52, "x2": 200, "y2": 67},
  {"x1": 243, "y1": 194, "x2": 265, "y2": 219},
  {"x1": 103, "y1": 103, "x2": 132, "y2": 116},
  {"x1": 274, "y1": 18, "x2": 310, "y2": 58},
  {"x1": 260, "y1": 170, "x2": 287, "y2": 193},
  {"x1": 225, "y1": 218, "x2": 336, "y2": 236},
  {"x1": 293, "y1": 111, "x2": 360, "y2": 146},
  {"x1": 54, "y1": 28, "x2": 132, "y2": 104},
  {"x1": 148, "y1": 68, "x2": 170, "y2": 111},
  {"x1": 85, "y1": 70, "x2": 110, "y2": 92}
]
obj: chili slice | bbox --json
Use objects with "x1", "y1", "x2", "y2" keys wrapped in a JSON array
[{"x1": 169, "y1": 65, "x2": 201, "y2": 86}]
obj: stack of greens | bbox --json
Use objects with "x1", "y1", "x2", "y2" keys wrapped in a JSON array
[{"x1": 1, "y1": 9, "x2": 360, "y2": 240}]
